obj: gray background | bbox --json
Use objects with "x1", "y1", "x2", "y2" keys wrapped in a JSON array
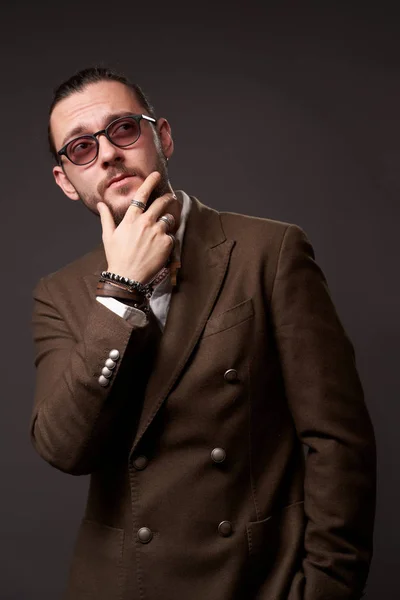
[{"x1": 1, "y1": 1, "x2": 398, "y2": 598}]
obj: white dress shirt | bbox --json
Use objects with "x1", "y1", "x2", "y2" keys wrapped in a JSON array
[{"x1": 96, "y1": 190, "x2": 192, "y2": 331}]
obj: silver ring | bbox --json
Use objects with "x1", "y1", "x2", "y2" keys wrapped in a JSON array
[
  {"x1": 157, "y1": 214, "x2": 174, "y2": 232},
  {"x1": 130, "y1": 199, "x2": 146, "y2": 211},
  {"x1": 167, "y1": 233, "x2": 176, "y2": 249}
]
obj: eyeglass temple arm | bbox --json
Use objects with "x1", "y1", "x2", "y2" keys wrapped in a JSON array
[{"x1": 141, "y1": 114, "x2": 157, "y2": 124}]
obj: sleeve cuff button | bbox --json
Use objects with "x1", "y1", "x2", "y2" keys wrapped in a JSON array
[
  {"x1": 98, "y1": 375, "x2": 110, "y2": 387},
  {"x1": 101, "y1": 366, "x2": 113, "y2": 378}
]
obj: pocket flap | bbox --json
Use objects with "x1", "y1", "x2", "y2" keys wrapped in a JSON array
[
  {"x1": 202, "y1": 298, "x2": 254, "y2": 338},
  {"x1": 247, "y1": 500, "x2": 305, "y2": 557}
]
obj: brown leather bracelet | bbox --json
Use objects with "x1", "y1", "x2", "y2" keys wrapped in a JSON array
[
  {"x1": 98, "y1": 279, "x2": 146, "y2": 297},
  {"x1": 97, "y1": 281, "x2": 148, "y2": 305}
]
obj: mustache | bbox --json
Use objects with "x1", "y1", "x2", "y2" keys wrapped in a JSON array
[{"x1": 98, "y1": 166, "x2": 144, "y2": 196}]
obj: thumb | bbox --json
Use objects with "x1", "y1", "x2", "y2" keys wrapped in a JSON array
[{"x1": 98, "y1": 202, "x2": 115, "y2": 240}]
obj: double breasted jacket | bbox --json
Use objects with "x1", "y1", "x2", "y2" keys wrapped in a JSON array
[{"x1": 30, "y1": 196, "x2": 376, "y2": 600}]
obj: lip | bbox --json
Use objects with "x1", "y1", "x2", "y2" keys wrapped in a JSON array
[{"x1": 108, "y1": 175, "x2": 134, "y2": 188}]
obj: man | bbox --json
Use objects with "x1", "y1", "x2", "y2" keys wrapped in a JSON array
[{"x1": 31, "y1": 67, "x2": 376, "y2": 600}]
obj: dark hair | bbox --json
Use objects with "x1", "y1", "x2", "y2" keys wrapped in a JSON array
[{"x1": 48, "y1": 66, "x2": 157, "y2": 163}]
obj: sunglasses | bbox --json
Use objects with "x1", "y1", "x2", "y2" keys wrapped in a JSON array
[{"x1": 57, "y1": 113, "x2": 157, "y2": 166}]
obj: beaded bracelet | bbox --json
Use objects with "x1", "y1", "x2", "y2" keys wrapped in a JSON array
[{"x1": 100, "y1": 271, "x2": 154, "y2": 298}]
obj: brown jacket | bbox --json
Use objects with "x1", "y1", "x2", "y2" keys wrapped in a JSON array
[{"x1": 31, "y1": 197, "x2": 376, "y2": 600}]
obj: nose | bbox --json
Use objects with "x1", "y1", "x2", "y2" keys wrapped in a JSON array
[{"x1": 97, "y1": 134, "x2": 124, "y2": 167}]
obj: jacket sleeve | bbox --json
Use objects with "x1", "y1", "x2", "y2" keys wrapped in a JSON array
[
  {"x1": 270, "y1": 224, "x2": 376, "y2": 600},
  {"x1": 30, "y1": 276, "x2": 160, "y2": 476}
]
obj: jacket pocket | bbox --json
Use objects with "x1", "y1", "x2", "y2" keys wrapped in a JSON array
[
  {"x1": 202, "y1": 298, "x2": 254, "y2": 338},
  {"x1": 66, "y1": 520, "x2": 125, "y2": 600},
  {"x1": 245, "y1": 501, "x2": 305, "y2": 598},
  {"x1": 246, "y1": 500, "x2": 305, "y2": 557}
]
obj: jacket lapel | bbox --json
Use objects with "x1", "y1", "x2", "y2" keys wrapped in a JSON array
[{"x1": 130, "y1": 197, "x2": 234, "y2": 456}]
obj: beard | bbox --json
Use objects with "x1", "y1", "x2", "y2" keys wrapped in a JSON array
[{"x1": 75, "y1": 148, "x2": 170, "y2": 226}]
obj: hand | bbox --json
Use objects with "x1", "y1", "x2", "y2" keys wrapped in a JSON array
[{"x1": 98, "y1": 171, "x2": 182, "y2": 284}]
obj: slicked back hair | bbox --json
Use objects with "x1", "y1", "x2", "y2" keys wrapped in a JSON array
[{"x1": 48, "y1": 66, "x2": 157, "y2": 164}]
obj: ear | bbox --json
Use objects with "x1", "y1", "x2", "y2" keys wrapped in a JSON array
[
  {"x1": 53, "y1": 165, "x2": 80, "y2": 201},
  {"x1": 157, "y1": 118, "x2": 174, "y2": 160}
]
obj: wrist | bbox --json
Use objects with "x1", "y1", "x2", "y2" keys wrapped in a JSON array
[
  {"x1": 106, "y1": 266, "x2": 146, "y2": 285},
  {"x1": 97, "y1": 281, "x2": 150, "y2": 313}
]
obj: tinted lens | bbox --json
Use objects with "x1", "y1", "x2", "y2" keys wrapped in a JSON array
[
  {"x1": 67, "y1": 136, "x2": 97, "y2": 164},
  {"x1": 108, "y1": 117, "x2": 140, "y2": 146}
]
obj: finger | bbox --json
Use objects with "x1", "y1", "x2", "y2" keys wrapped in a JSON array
[
  {"x1": 156, "y1": 212, "x2": 176, "y2": 233},
  {"x1": 125, "y1": 171, "x2": 161, "y2": 219},
  {"x1": 166, "y1": 233, "x2": 176, "y2": 252},
  {"x1": 146, "y1": 192, "x2": 179, "y2": 227},
  {"x1": 135, "y1": 171, "x2": 162, "y2": 202},
  {"x1": 167, "y1": 197, "x2": 181, "y2": 232},
  {"x1": 98, "y1": 202, "x2": 116, "y2": 240}
]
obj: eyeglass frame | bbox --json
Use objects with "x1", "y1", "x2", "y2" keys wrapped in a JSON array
[{"x1": 57, "y1": 113, "x2": 157, "y2": 166}]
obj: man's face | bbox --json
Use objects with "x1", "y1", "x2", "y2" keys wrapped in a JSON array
[{"x1": 51, "y1": 80, "x2": 174, "y2": 225}]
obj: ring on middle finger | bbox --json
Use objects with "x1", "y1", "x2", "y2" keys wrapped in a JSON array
[
  {"x1": 167, "y1": 233, "x2": 176, "y2": 250},
  {"x1": 157, "y1": 214, "x2": 175, "y2": 233}
]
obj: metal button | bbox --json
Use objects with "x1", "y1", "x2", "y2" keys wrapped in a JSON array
[
  {"x1": 101, "y1": 366, "x2": 113, "y2": 378},
  {"x1": 109, "y1": 349, "x2": 120, "y2": 361},
  {"x1": 218, "y1": 520, "x2": 233, "y2": 537},
  {"x1": 133, "y1": 456, "x2": 148, "y2": 470},
  {"x1": 98, "y1": 375, "x2": 109, "y2": 387},
  {"x1": 137, "y1": 527, "x2": 153, "y2": 543},
  {"x1": 224, "y1": 369, "x2": 237, "y2": 382},
  {"x1": 211, "y1": 448, "x2": 226, "y2": 463},
  {"x1": 105, "y1": 358, "x2": 116, "y2": 370}
]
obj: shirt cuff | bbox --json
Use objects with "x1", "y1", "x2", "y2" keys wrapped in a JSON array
[{"x1": 96, "y1": 296, "x2": 148, "y2": 327}]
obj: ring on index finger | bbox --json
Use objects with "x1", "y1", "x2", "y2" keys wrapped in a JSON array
[{"x1": 130, "y1": 199, "x2": 147, "y2": 211}]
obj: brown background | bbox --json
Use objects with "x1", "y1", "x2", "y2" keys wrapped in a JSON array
[{"x1": 0, "y1": 1, "x2": 398, "y2": 598}]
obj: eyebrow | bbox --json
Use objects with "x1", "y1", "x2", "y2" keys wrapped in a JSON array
[{"x1": 61, "y1": 111, "x2": 136, "y2": 148}]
